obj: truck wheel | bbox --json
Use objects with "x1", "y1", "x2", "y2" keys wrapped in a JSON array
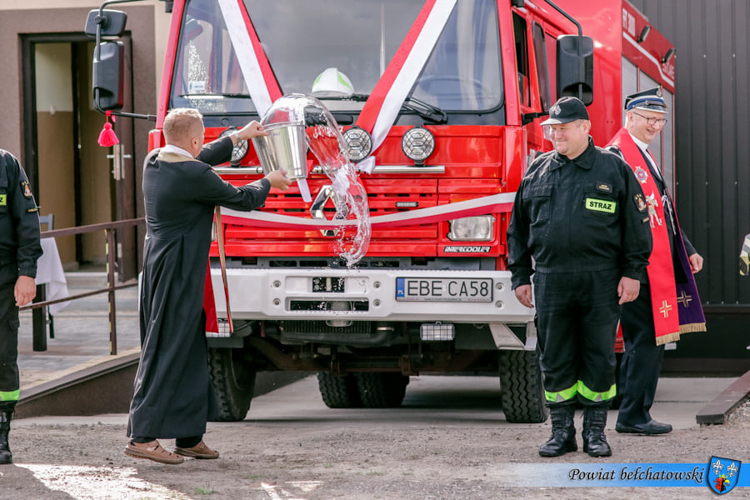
[
  {"x1": 207, "y1": 347, "x2": 256, "y2": 422},
  {"x1": 317, "y1": 373, "x2": 362, "y2": 408},
  {"x1": 499, "y1": 350, "x2": 548, "y2": 423},
  {"x1": 355, "y1": 372, "x2": 409, "y2": 408}
]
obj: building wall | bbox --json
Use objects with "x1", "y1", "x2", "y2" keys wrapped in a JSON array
[{"x1": 0, "y1": 2, "x2": 166, "y2": 271}]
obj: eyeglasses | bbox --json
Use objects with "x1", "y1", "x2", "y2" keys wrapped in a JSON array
[{"x1": 632, "y1": 112, "x2": 668, "y2": 126}]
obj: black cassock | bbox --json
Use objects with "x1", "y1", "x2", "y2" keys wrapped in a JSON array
[{"x1": 128, "y1": 137, "x2": 269, "y2": 440}]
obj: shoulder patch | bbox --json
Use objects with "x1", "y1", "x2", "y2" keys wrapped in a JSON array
[
  {"x1": 21, "y1": 181, "x2": 33, "y2": 198},
  {"x1": 634, "y1": 193, "x2": 647, "y2": 212}
]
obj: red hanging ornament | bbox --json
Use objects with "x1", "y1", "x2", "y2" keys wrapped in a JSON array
[{"x1": 98, "y1": 111, "x2": 120, "y2": 147}]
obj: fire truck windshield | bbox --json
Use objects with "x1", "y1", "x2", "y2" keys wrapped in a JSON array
[{"x1": 170, "y1": 0, "x2": 503, "y2": 117}]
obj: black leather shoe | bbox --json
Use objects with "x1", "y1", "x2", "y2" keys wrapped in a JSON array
[{"x1": 615, "y1": 419, "x2": 672, "y2": 435}]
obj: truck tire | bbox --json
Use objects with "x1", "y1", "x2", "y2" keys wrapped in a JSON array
[
  {"x1": 207, "y1": 347, "x2": 256, "y2": 422},
  {"x1": 355, "y1": 372, "x2": 409, "y2": 408},
  {"x1": 499, "y1": 350, "x2": 548, "y2": 423},
  {"x1": 317, "y1": 373, "x2": 362, "y2": 408}
]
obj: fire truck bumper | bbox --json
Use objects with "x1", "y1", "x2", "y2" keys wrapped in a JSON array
[{"x1": 209, "y1": 268, "x2": 534, "y2": 324}]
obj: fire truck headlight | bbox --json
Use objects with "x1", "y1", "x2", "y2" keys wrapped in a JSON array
[
  {"x1": 342, "y1": 126, "x2": 372, "y2": 162},
  {"x1": 402, "y1": 126, "x2": 435, "y2": 164},
  {"x1": 447, "y1": 216, "x2": 494, "y2": 241},
  {"x1": 219, "y1": 127, "x2": 249, "y2": 167}
]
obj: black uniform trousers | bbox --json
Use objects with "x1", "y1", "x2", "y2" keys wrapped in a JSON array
[
  {"x1": 617, "y1": 282, "x2": 664, "y2": 426},
  {"x1": 0, "y1": 263, "x2": 20, "y2": 412},
  {"x1": 534, "y1": 269, "x2": 621, "y2": 407}
]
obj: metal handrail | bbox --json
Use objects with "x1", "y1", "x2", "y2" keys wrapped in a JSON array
[{"x1": 20, "y1": 217, "x2": 145, "y2": 355}]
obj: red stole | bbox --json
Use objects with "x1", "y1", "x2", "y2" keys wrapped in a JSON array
[{"x1": 608, "y1": 129, "x2": 681, "y2": 345}]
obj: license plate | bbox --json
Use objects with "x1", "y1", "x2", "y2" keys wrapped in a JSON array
[{"x1": 395, "y1": 278, "x2": 493, "y2": 302}]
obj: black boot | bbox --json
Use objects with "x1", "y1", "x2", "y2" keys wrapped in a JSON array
[
  {"x1": 539, "y1": 405, "x2": 577, "y2": 457},
  {"x1": 582, "y1": 406, "x2": 612, "y2": 457},
  {"x1": 0, "y1": 410, "x2": 12, "y2": 465}
]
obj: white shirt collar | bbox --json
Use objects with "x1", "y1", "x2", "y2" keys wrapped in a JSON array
[
  {"x1": 628, "y1": 132, "x2": 650, "y2": 152},
  {"x1": 161, "y1": 144, "x2": 195, "y2": 158}
]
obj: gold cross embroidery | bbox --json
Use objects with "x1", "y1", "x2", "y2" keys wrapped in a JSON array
[
  {"x1": 677, "y1": 291, "x2": 693, "y2": 307},
  {"x1": 659, "y1": 300, "x2": 672, "y2": 318}
]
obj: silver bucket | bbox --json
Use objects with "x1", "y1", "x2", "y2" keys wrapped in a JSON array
[{"x1": 251, "y1": 121, "x2": 308, "y2": 181}]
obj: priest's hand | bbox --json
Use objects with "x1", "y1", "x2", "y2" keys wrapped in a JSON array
[
  {"x1": 236, "y1": 121, "x2": 268, "y2": 142},
  {"x1": 617, "y1": 276, "x2": 640, "y2": 304},
  {"x1": 15, "y1": 275, "x2": 36, "y2": 307},
  {"x1": 514, "y1": 285, "x2": 534, "y2": 309},
  {"x1": 266, "y1": 170, "x2": 292, "y2": 190},
  {"x1": 688, "y1": 253, "x2": 703, "y2": 274}
]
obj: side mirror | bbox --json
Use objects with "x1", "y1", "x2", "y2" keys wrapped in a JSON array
[
  {"x1": 93, "y1": 41, "x2": 125, "y2": 111},
  {"x1": 84, "y1": 9, "x2": 128, "y2": 38},
  {"x1": 556, "y1": 35, "x2": 594, "y2": 105}
]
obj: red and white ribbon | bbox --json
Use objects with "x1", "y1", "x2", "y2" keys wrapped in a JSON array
[
  {"x1": 222, "y1": 192, "x2": 515, "y2": 230},
  {"x1": 217, "y1": 0, "x2": 282, "y2": 116},
  {"x1": 355, "y1": 0, "x2": 458, "y2": 174}
]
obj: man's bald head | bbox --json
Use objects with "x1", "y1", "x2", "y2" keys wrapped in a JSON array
[{"x1": 163, "y1": 108, "x2": 204, "y2": 151}]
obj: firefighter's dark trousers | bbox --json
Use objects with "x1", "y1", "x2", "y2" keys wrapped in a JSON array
[
  {"x1": 534, "y1": 270, "x2": 620, "y2": 408},
  {"x1": 0, "y1": 265, "x2": 20, "y2": 412},
  {"x1": 617, "y1": 282, "x2": 664, "y2": 426}
]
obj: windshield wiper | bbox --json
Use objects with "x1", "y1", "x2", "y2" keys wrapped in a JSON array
[
  {"x1": 320, "y1": 93, "x2": 447, "y2": 124},
  {"x1": 401, "y1": 96, "x2": 448, "y2": 124}
]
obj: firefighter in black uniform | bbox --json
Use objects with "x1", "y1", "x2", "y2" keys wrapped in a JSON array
[
  {"x1": 0, "y1": 149, "x2": 42, "y2": 465},
  {"x1": 507, "y1": 97, "x2": 651, "y2": 457}
]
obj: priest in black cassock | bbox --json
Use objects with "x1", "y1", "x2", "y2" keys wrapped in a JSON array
[{"x1": 125, "y1": 108, "x2": 291, "y2": 465}]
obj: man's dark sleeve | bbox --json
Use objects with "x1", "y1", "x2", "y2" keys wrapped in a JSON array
[
  {"x1": 195, "y1": 166, "x2": 271, "y2": 212},
  {"x1": 6, "y1": 153, "x2": 42, "y2": 278},
  {"x1": 619, "y1": 159, "x2": 652, "y2": 280},
  {"x1": 507, "y1": 179, "x2": 533, "y2": 289},
  {"x1": 197, "y1": 136, "x2": 234, "y2": 166},
  {"x1": 681, "y1": 230, "x2": 697, "y2": 256}
]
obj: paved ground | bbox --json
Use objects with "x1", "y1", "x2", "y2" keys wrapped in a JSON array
[{"x1": 6, "y1": 271, "x2": 748, "y2": 499}]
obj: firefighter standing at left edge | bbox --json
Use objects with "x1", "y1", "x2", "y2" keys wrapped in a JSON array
[
  {"x1": 0, "y1": 149, "x2": 42, "y2": 465},
  {"x1": 507, "y1": 96, "x2": 651, "y2": 458}
]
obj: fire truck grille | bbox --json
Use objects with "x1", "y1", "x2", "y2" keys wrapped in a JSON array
[{"x1": 281, "y1": 320, "x2": 371, "y2": 335}]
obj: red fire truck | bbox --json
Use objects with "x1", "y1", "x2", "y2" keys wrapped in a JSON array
[{"x1": 86, "y1": 0, "x2": 675, "y2": 423}]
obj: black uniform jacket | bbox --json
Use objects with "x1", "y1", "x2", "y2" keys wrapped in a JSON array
[
  {"x1": 507, "y1": 138, "x2": 652, "y2": 290},
  {"x1": 0, "y1": 150, "x2": 42, "y2": 279},
  {"x1": 128, "y1": 136, "x2": 270, "y2": 440}
]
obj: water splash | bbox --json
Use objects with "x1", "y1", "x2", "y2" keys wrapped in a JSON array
[{"x1": 260, "y1": 94, "x2": 371, "y2": 266}]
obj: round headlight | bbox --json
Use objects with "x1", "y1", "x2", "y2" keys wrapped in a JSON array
[
  {"x1": 402, "y1": 126, "x2": 435, "y2": 164},
  {"x1": 342, "y1": 126, "x2": 372, "y2": 163},
  {"x1": 218, "y1": 127, "x2": 249, "y2": 167}
]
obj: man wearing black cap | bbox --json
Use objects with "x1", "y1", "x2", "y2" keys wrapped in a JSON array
[
  {"x1": 508, "y1": 96, "x2": 651, "y2": 458},
  {"x1": 607, "y1": 88, "x2": 706, "y2": 436}
]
